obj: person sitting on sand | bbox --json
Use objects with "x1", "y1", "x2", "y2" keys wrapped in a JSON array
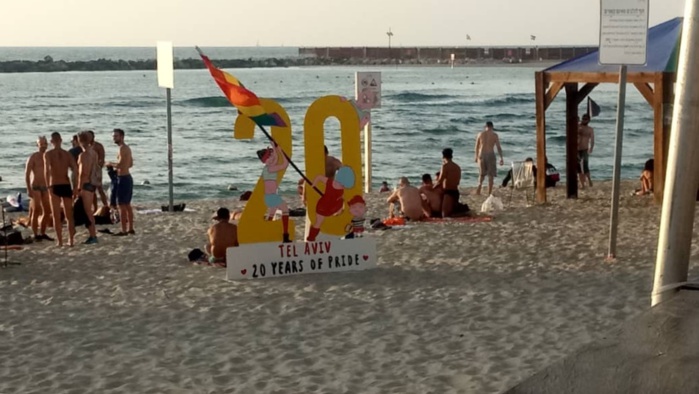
[
  {"x1": 434, "y1": 148, "x2": 469, "y2": 218},
  {"x1": 420, "y1": 174, "x2": 442, "y2": 218},
  {"x1": 206, "y1": 207, "x2": 239, "y2": 267},
  {"x1": 500, "y1": 157, "x2": 559, "y2": 189},
  {"x1": 387, "y1": 177, "x2": 427, "y2": 221},
  {"x1": 635, "y1": 159, "x2": 654, "y2": 196}
]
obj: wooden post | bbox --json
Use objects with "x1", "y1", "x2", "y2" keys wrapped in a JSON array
[
  {"x1": 565, "y1": 83, "x2": 579, "y2": 198},
  {"x1": 653, "y1": 72, "x2": 674, "y2": 204},
  {"x1": 535, "y1": 72, "x2": 547, "y2": 203}
]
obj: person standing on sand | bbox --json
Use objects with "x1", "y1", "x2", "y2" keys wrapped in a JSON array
[
  {"x1": 87, "y1": 130, "x2": 109, "y2": 211},
  {"x1": 577, "y1": 114, "x2": 595, "y2": 188},
  {"x1": 77, "y1": 132, "x2": 100, "y2": 244},
  {"x1": 24, "y1": 136, "x2": 53, "y2": 241},
  {"x1": 474, "y1": 121, "x2": 504, "y2": 196},
  {"x1": 434, "y1": 148, "x2": 469, "y2": 218},
  {"x1": 106, "y1": 128, "x2": 135, "y2": 236},
  {"x1": 44, "y1": 132, "x2": 78, "y2": 247}
]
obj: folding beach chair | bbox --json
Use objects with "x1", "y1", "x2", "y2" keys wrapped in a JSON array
[{"x1": 508, "y1": 160, "x2": 535, "y2": 206}]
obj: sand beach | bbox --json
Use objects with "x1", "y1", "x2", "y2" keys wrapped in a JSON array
[{"x1": 1, "y1": 180, "x2": 698, "y2": 394}]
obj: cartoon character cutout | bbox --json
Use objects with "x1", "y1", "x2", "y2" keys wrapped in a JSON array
[
  {"x1": 306, "y1": 166, "x2": 355, "y2": 242},
  {"x1": 257, "y1": 144, "x2": 291, "y2": 243},
  {"x1": 344, "y1": 195, "x2": 366, "y2": 239}
]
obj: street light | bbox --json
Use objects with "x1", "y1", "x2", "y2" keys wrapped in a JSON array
[{"x1": 387, "y1": 27, "x2": 394, "y2": 62}]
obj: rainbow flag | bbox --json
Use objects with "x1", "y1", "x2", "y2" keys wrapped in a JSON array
[{"x1": 196, "y1": 47, "x2": 286, "y2": 128}]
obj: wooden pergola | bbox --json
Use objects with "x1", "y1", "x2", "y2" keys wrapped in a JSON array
[{"x1": 534, "y1": 18, "x2": 682, "y2": 204}]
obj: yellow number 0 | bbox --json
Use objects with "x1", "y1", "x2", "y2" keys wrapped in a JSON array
[
  {"x1": 304, "y1": 96, "x2": 363, "y2": 239},
  {"x1": 234, "y1": 96, "x2": 363, "y2": 243}
]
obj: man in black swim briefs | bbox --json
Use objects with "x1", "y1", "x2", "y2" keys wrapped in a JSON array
[{"x1": 44, "y1": 132, "x2": 78, "y2": 246}]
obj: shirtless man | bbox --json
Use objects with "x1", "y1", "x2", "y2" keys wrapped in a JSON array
[
  {"x1": 387, "y1": 177, "x2": 426, "y2": 221},
  {"x1": 24, "y1": 136, "x2": 53, "y2": 241},
  {"x1": 475, "y1": 121, "x2": 504, "y2": 195},
  {"x1": 434, "y1": 148, "x2": 468, "y2": 218},
  {"x1": 44, "y1": 132, "x2": 78, "y2": 246},
  {"x1": 77, "y1": 132, "x2": 100, "y2": 244},
  {"x1": 106, "y1": 128, "x2": 135, "y2": 235},
  {"x1": 577, "y1": 114, "x2": 595, "y2": 188},
  {"x1": 206, "y1": 207, "x2": 239, "y2": 267},
  {"x1": 87, "y1": 130, "x2": 109, "y2": 210},
  {"x1": 420, "y1": 173, "x2": 442, "y2": 218}
]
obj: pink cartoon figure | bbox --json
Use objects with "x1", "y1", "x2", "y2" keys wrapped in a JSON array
[
  {"x1": 306, "y1": 166, "x2": 355, "y2": 242},
  {"x1": 256, "y1": 144, "x2": 291, "y2": 243},
  {"x1": 344, "y1": 195, "x2": 366, "y2": 239}
]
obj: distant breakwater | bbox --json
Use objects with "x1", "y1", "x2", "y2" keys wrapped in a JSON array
[{"x1": 0, "y1": 55, "x2": 546, "y2": 73}]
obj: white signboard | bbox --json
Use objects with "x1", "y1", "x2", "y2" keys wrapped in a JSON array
[
  {"x1": 355, "y1": 71, "x2": 381, "y2": 109},
  {"x1": 156, "y1": 41, "x2": 174, "y2": 89},
  {"x1": 227, "y1": 237, "x2": 377, "y2": 280},
  {"x1": 599, "y1": 0, "x2": 649, "y2": 65}
]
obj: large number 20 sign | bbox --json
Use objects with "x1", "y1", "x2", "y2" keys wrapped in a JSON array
[{"x1": 234, "y1": 96, "x2": 363, "y2": 244}]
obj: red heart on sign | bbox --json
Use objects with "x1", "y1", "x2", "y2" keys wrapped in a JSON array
[
  {"x1": 241, "y1": 269, "x2": 247, "y2": 275},
  {"x1": 363, "y1": 255, "x2": 369, "y2": 261}
]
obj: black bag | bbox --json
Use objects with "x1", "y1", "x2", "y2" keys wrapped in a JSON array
[{"x1": 0, "y1": 231, "x2": 24, "y2": 245}]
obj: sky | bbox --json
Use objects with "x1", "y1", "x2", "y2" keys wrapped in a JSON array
[{"x1": 0, "y1": 0, "x2": 687, "y2": 47}]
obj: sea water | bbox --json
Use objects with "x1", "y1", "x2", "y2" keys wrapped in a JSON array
[{"x1": 0, "y1": 48, "x2": 653, "y2": 203}]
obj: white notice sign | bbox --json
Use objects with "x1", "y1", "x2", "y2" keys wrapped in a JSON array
[
  {"x1": 599, "y1": 0, "x2": 649, "y2": 65},
  {"x1": 355, "y1": 71, "x2": 381, "y2": 109},
  {"x1": 156, "y1": 41, "x2": 174, "y2": 89},
  {"x1": 227, "y1": 237, "x2": 378, "y2": 280}
]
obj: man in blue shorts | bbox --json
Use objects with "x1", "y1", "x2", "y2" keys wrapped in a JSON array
[{"x1": 106, "y1": 128, "x2": 135, "y2": 236}]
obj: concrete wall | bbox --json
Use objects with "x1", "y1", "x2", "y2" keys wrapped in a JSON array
[{"x1": 299, "y1": 46, "x2": 598, "y2": 61}]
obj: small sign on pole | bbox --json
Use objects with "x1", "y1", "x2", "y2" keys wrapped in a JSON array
[
  {"x1": 599, "y1": 0, "x2": 649, "y2": 259},
  {"x1": 355, "y1": 71, "x2": 381, "y2": 193},
  {"x1": 599, "y1": 0, "x2": 650, "y2": 66},
  {"x1": 157, "y1": 41, "x2": 174, "y2": 88},
  {"x1": 156, "y1": 41, "x2": 175, "y2": 212}
]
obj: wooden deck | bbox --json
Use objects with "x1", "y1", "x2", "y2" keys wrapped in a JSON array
[{"x1": 505, "y1": 287, "x2": 699, "y2": 394}]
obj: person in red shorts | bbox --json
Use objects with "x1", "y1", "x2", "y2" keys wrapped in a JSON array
[{"x1": 306, "y1": 166, "x2": 355, "y2": 242}]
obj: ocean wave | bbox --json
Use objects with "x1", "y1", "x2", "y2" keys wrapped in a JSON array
[
  {"x1": 422, "y1": 125, "x2": 464, "y2": 134},
  {"x1": 387, "y1": 92, "x2": 460, "y2": 102},
  {"x1": 180, "y1": 96, "x2": 231, "y2": 108}
]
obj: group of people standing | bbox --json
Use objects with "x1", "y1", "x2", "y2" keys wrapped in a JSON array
[{"x1": 24, "y1": 129, "x2": 134, "y2": 246}]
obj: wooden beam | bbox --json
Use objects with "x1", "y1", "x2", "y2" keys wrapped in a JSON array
[
  {"x1": 576, "y1": 83, "x2": 599, "y2": 105},
  {"x1": 544, "y1": 82, "x2": 564, "y2": 110},
  {"x1": 633, "y1": 82, "x2": 655, "y2": 107},
  {"x1": 535, "y1": 72, "x2": 548, "y2": 203},
  {"x1": 653, "y1": 72, "x2": 674, "y2": 204},
  {"x1": 547, "y1": 71, "x2": 658, "y2": 84},
  {"x1": 565, "y1": 83, "x2": 579, "y2": 199}
]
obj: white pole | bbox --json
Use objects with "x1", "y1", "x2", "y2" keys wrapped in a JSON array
[
  {"x1": 167, "y1": 87, "x2": 174, "y2": 212},
  {"x1": 652, "y1": 1, "x2": 699, "y2": 306},
  {"x1": 607, "y1": 64, "x2": 627, "y2": 259},
  {"x1": 364, "y1": 121, "x2": 372, "y2": 193}
]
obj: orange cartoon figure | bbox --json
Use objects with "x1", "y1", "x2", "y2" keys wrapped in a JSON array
[{"x1": 306, "y1": 166, "x2": 355, "y2": 242}]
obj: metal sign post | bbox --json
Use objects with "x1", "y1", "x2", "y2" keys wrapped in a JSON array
[
  {"x1": 652, "y1": 0, "x2": 699, "y2": 306},
  {"x1": 355, "y1": 71, "x2": 381, "y2": 193},
  {"x1": 157, "y1": 41, "x2": 175, "y2": 212},
  {"x1": 598, "y1": 0, "x2": 649, "y2": 259}
]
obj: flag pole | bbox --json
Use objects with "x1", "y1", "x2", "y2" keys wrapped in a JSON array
[
  {"x1": 256, "y1": 124, "x2": 324, "y2": 196},
  {"x1": 195, "y1": 45, "x2": 323, "y2": 196}
]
